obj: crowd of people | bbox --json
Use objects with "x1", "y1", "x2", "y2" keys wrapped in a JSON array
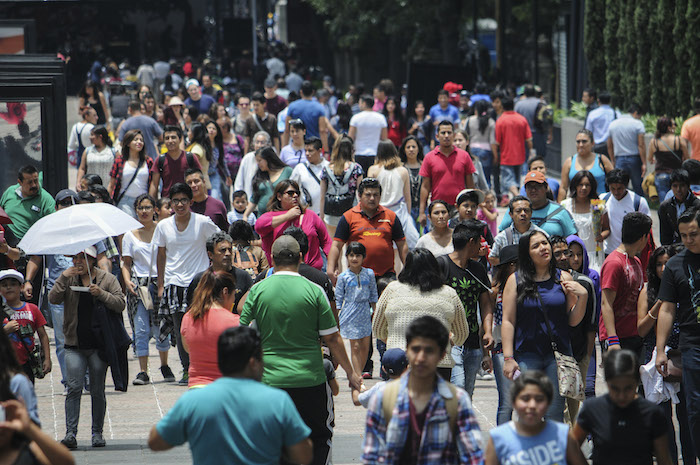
[{"x1": 4, "y1": 62, "x2": 700, "y2": 464}]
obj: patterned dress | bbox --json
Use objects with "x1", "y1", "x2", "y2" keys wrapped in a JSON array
[{"x1": 335, "y1": 267, "x2": 378, "y2": 339}]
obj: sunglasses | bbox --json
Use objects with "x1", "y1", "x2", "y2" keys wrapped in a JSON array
[{"x1": 284, "y1": 190, "x2": 300, "y2": 197}]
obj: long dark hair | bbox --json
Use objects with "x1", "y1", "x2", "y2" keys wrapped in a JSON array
[
  {"x1": 382, "y1": 96, "x2": 405, "y2": 128},
  {"x1": 122, "y1": 129, "x2": 147, "y2": 163},
  {"x1": 189, "y1": 122, "x2": 213, "y2": 162},
  {"x1": 266, "y1": 179, "x2": 305, "y2": 213},
  {"x1": 647, "y1": 245, "x2": 676, "y2": 306},
  {"x1": 188, "y1": 270, "x2": 237, "y2": 320},
  {"x1": 252, "y1": 146, "x2": 288, "y2": 197},
  {"x1": 398, "y1": 248, "x2": 444, "y2": 293},
  {"x1": 78, "y1": 80, "x2": 101, "y2": 100},
  {"x1": 516, "y1": 230, "x2": 558, "y2": 304},
  {"x1": 335, "y1": 102, "x2": 352, "y2": 132},
  {"x1": 398, "y1": 135, "x2": 425, "y2": 163},
  {"x1": 91, "y1": 125, "x2": 113, "y2": 147},
  {"x1": 569, "y1": 170, "x2": 599, "y2": 200},
  {"x1": 473, "y1": 99, "x2": 492, "y2": 135},
  {"x1": 493, "y1": 260, "x2": 517, "y2": 293},
  {"x1": 206, "y1": 120, "x2": 226, "y2": 174},
  {"x1": 0, "y1": 329, "x2": 21, "y2": 401}
]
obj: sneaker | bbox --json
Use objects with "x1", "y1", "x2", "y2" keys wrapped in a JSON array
[
  {"x1": 61, "y1": 433, "x2": 77, "y2": 450},
  {"x1": 178, "y1": 372, "x2": 189, "y2": 386},
  {"x1": 92, "y1": 433, "x2": 106, "y2": 448},
  {"x1": 133, "y1": 372, "x2": 150, "y2": 385},
  {"x1": 362, "y1": 372, "x2": 372, "y2": 380},
  {"x1": 476, "y1": 368, "x2": 495, "y2": 381},
  {"x1": 161, "y1": 365, "x2": 176, "y2": 382}
]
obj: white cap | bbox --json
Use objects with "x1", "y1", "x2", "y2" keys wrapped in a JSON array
[{"x1": 0, "y1": 269, "x2": 24, "y2": 284}]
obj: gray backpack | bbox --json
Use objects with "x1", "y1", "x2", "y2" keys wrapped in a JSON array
[{"x1": 324, "y1": 164, "x2": 356, "y2": 216}]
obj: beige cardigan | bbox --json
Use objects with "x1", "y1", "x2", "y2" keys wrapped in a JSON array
[
  {"x1": 48, "y1": 267, "x2": 126, "y2": 347},
  {"x1": 372, "y1": 281, "x2": 469, "y2": 368}
]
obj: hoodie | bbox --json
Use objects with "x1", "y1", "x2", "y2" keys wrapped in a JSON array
[{"x1": 567, "y1": 235, "x2": 603, "y2": 354}]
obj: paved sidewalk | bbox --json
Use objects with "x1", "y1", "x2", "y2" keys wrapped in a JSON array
[{"x1": 34, "y1": 322, "x2": 505, "y2": 464}]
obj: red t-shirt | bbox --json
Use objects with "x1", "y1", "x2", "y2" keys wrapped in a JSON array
[
  {"x1": 386, "y1": 119, "x2": 406, "y2": 147},
  {"x1": 599, "y1": 250, "x2": 643, "y2": 339},
  {"x1": 180, "y1": 306, "x2": 240, "y2": 387},
  {"x1": 495, "y1": 111, "x2": 532, "y2": 166},
  {"x1": 2, "y1": 302, "x2": 46, "y2": 365},
  {"x1": 150, "y1": 151, "x2": 202, "y2": 198},
  {"x1": 419, "y1": 147, "x2": 476, "y2": 205}
]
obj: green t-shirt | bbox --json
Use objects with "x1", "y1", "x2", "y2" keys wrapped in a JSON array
[
  {"x1": 0, "y1": 184, "x2": 55, "y2": 241},
  {"x1": 240, "y1": 271, "x2": 338, "y2": 388}
]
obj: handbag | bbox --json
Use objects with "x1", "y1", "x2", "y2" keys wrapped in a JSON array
[
  {"x1": 136, "y1": 242, "x2": 156, "y2": 311},
  {"x1": 537, "y1": 295, "x2": 585, "y2": 401}
]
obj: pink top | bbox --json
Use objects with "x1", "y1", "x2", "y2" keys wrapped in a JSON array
[
  {"x1": 181, "y1": 306, "x2": 240, "y2": 387},
  {"x1": 477, "y1": 207, "x2": 498, "y2": 237},
  {"x1": 255, "y1": 209, "x2": 331, "y2": 270}
]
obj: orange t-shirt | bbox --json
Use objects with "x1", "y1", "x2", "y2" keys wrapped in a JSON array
[
  {"x1": 334, "y1": 205, "x2": 405, "y2": 277},
  {"x1": 181, "y1": 306, "x2": 240, "y2": 387},
  {"x1": 681, "y1": 114, "x2": 700, "y2": 160}
]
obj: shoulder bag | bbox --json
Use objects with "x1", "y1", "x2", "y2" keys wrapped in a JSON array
[{"x1": 537, "y1": 294, "x2": 585, "y2": 401}]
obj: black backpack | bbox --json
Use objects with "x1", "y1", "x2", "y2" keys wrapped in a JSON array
[{"x1": 157, "y1": 151, "x2": 197, "y2": 175}]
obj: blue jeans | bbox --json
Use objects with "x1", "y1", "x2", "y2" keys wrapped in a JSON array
[
  {"x1": 209, "y1": 170, "x2": 224, "y2": 203},
  {"x1": 516, "y1": 352, "x2": 565, "y2": 422},
  {"x1": 615, "y1": 155, "x2": 644, "y2": 196},
  {"x1": 134, "y1": 294, "x2": 170, "y2": 357},
  {"x1": 46, "y1": 297, "x2": 67, "y2": 385},
  {"x1": 656, "y1": 172, "x2": 672, "y2": 202},
  {"x1": 471, "y1": 147, "x2": 493, "y2": 188},
  {"x1": 117, "y1": 194, "x2": 138, "y2": 218},
  {"x1": 450, "y1": 346, "x2": 482, "y2": 398},
  {"x1": 492, "y1": 351, "x2": 513, "y2": 425},
  {"x1": 65, "y1": 348, "x2": 107, "y2": 435},
  {"x1": 500, "y1": 164, "x2": 523, "y2": 193},
  {"x1": 682, "y1": 347, "x2": 700, "y2": 454}
]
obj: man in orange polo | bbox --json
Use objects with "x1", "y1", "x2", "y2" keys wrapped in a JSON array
[{"x1": 327, "y1": 178, "x2": 408, "y2": 284}]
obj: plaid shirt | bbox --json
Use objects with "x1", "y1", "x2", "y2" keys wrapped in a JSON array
[
  {"x1": 362, "y1": 372, "x2": 484, "y2": 465},
  {"x1": 108, "y1": 156, "x2": 153, "y2": 200}
]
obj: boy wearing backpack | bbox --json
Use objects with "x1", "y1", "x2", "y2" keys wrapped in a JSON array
[
  {"x1": 362, "y1": 315, "x2": 484, "y2": 465},
  {"x1": 601, "y1": 169, "x2": 650, "y2": 257},
  {"x1": 149, "y1": 125, "x2": 201, "y2": 199}
]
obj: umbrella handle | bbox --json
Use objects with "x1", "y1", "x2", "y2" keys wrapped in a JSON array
[{"x1": 85, "y1": 251, "x2": 93, "y2": 283}]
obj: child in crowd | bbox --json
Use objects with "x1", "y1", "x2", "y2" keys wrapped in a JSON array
[
  {"x1": 323, "y1": 358, "x2": 340, "y2": 397},
  {"x1": 486, "y1": 370, "x2": 587, "y2": 465},
  {"x1": 573, "y1": 349, "x2": 672, "y2": 465},
  {"x1": 227, "y1": 190, "x2": 256, "y2": 227},
  {"x1": 0, "y1": 270, "x2": 51, "y2": 384},
  {"x1": 477, "y1": 190, "x2": 498, "y2": 237},
  {"x1": 228, "y1": 220, "x2": 268, "y2": 279},
  {"x1": 155, "y1": 197, "x2": 172, "y2": 221},
  {"x1": 354, "y1": 348, "x2": 408, "y2": 407},
  {"x1": 335, "y1": 242, "x2": 378, "y2": 377}
]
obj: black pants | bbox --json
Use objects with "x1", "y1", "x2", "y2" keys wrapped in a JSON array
[
  {"x1": 173, "y1": 311, "x2": 189, "y2": 373},
  {"x1": 22, "y1": 362, "x2": 35, "y2": 384},
  {"x1": 282, "y1": 383, "x2": 333, "y2": 465},
  {"x1": 355, "y1": 155, "x2": 375, "y2": 176}
]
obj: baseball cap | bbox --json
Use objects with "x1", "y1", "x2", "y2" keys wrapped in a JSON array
[
  {"x1": 498, "y1": 244, "x2": 519, "y2": 266},
  {"x1": 185, "y1": 78, "x2": 200, "y2": 89},
  {"x1": 381, "y1": 348, "x2": 408, "y2": 377},
  {"x1": 456, "y1": 188, "x2": 485, "y2": 206},
  {"x1": 0, "y1": 269, "x2": 24, "y2": 284},
  {"x1": 82, "y1": 246, "x2": 98, "y2": 259},
  {"x1": 271, "y1": 235, "x2": 300, "y2": 258},
  {"x1": 523, "y1": 171, "x2": 547, "y2": 185},
  {"x1": 55, "y1": 189, "x2": 79, "y2": 205}
]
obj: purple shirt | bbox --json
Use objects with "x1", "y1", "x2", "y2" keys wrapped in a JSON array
[{"x1": 191, "y1": 196, "x2": 228, "y2": 231}]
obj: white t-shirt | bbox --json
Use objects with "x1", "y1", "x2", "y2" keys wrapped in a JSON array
[
  {"x1": 153, "y1": 213, "x2": 220, "y2": 287},
  {"x1": 233, "y1": 151, "x2": 258, "y2": 199},
  {"x1": 120, "y1": 161, "x2": 150, "y2": 197},
  {"x1": 602, "y1": 190, "x2": 650, "y2": 254},
  {"x1": 121, "y1": 230, "x2": 157, "y2": 278},
  {"x1": 290, "y1": 159, "x2": 329, "y2": 215},
  {"x1": 350, "y1": 111, "x2": 387, "y2": 156}
]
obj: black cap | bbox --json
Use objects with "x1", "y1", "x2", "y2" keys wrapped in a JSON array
[{"x1": 499, "y1": 244, "x2": 518, "y2": 266}]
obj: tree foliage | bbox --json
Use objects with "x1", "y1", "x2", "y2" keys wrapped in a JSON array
[{"x1": 588, "y1": 0, "x2": 695, "y2": 116}]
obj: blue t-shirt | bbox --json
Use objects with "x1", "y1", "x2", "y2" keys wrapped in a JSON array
[
  {"x1": 118, "y1": 115, "x2": 164, "y2": 159},
  {"x1": 490, "y1": 420, "x2": 569, "y2": 465},
  {"x1": 428, "y1": 103, "x2": 460, "y2": 125},
  {"x1": 499, "y1": 200, "x2": 577, "y2": 238},
  {"x1": 156, "y1": 377, "x2": 311, "y2": 465},
  {"x1": 287, "y1": 99, "x2": 325, "y2": 137},
  {"x1": 185, "y1": 94, "x2": 216, "y2": 116},
  {"x1": 11, "y1": 373, "x2": 40, "y2": 426}
]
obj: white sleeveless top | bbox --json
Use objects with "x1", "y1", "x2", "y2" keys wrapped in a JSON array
[{"x1": 376, "y1": 166, "x2": 405, "y2": 207}]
